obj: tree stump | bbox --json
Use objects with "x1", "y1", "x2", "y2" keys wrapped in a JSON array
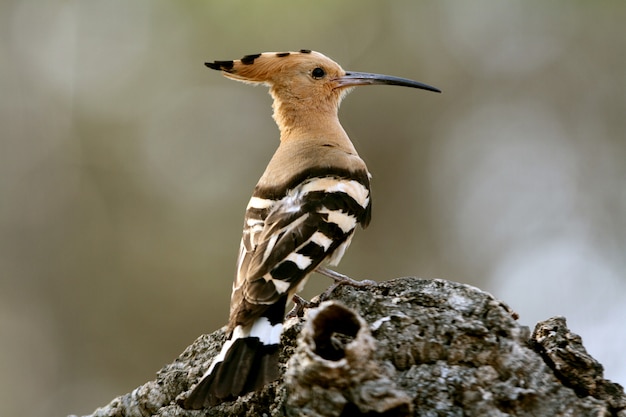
[{"x1": 75, "y1": 277, "x2": 625, "y2": 417}]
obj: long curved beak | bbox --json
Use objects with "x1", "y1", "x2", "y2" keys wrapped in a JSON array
[{"x1": 338, "y1": 71, "x2": 441, "y2": 93}]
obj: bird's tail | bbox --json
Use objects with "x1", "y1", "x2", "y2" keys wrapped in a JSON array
[{"x1": 183, "y1": 317, "x2": 283, "y2": 409}]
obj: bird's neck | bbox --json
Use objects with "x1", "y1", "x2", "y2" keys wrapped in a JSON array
[{"x1": 272, "y1": 97, "x2": 354, "y2": 152}]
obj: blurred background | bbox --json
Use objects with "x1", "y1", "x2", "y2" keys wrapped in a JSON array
[{"x1": 1, "y1": 1, "x2": 625, "y2": 415}]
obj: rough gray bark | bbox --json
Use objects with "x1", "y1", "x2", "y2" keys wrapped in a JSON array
[{"x1": 74, "y1": 277, "x2": 625, "y2": 417}]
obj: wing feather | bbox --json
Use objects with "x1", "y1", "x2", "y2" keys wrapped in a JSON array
[{"x1": 230, "y1": 175, "x2": 370, "y2": 327}]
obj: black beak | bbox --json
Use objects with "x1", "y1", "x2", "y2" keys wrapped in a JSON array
[{"x1": 338, "y1": 71, "x2": 441, "y2": 93}]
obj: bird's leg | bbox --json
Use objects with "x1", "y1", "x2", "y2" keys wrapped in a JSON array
[
  {"x1": 316, "y1": 266, "x2": 378, "y2": 301},
  {"x1": 287, "y1": 268, "x2": 378, "y2": 318},
  {"x1": 286, "y1": 294, "x2": 319, "y2": 319},
  {"x1": 316, "y1": 266, "x2": 377, "y2": 287}
]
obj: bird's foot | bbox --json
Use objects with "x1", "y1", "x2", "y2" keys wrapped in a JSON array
[
  {"x1": 286, "y1": 294, "x2": 319, "y2": 319},
  {"x1": 316, "y1": 266, "x2": 377, "y2": 301},
  {"x1": 287, "y1": 268, "x2": 378, "y2": 318}
]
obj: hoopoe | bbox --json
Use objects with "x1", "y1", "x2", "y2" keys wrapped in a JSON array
[{"x1": 183, "y1": 50, "x2": 440, "y2": 408}]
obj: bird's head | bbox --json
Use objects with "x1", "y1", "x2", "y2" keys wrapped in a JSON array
[{"x1": 205, "y1": 50, "x2": 440, "y2": 134}]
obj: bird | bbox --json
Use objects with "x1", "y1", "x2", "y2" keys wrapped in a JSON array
[{"x1": 183, "y1": 49, "x2": 440, "y2": 409}]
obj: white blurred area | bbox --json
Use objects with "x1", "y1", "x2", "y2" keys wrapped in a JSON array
[
  {"x1": 430, "y1": 100, "x2": 626, "y2": 383},
  {"x1": 1, "y1": 1, "x2": 624, "y2": 416},
  {"x1": 430, "y1": 2, "x2": 626, "y2": 385}
]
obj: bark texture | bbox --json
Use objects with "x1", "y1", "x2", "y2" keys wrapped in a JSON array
[{"x1": 74, "y1": 277, "x2": 625, "y2": 417}]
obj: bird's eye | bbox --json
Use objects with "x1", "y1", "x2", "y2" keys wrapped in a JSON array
[{"x1": 311, "y1": 67, "x2": 326, "y2": 80}]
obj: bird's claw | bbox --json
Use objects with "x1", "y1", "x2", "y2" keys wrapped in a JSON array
[
  {"x1": 315, "y1": 266, "x2": 378, "y2": 301},
  {"x1": 286, "y1": 294, "x2": 319, "y2": 319}
]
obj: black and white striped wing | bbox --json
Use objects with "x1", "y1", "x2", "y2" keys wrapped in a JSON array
[{"x1": 236, "y1": 175, "x2": 371, "y2": 308}]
